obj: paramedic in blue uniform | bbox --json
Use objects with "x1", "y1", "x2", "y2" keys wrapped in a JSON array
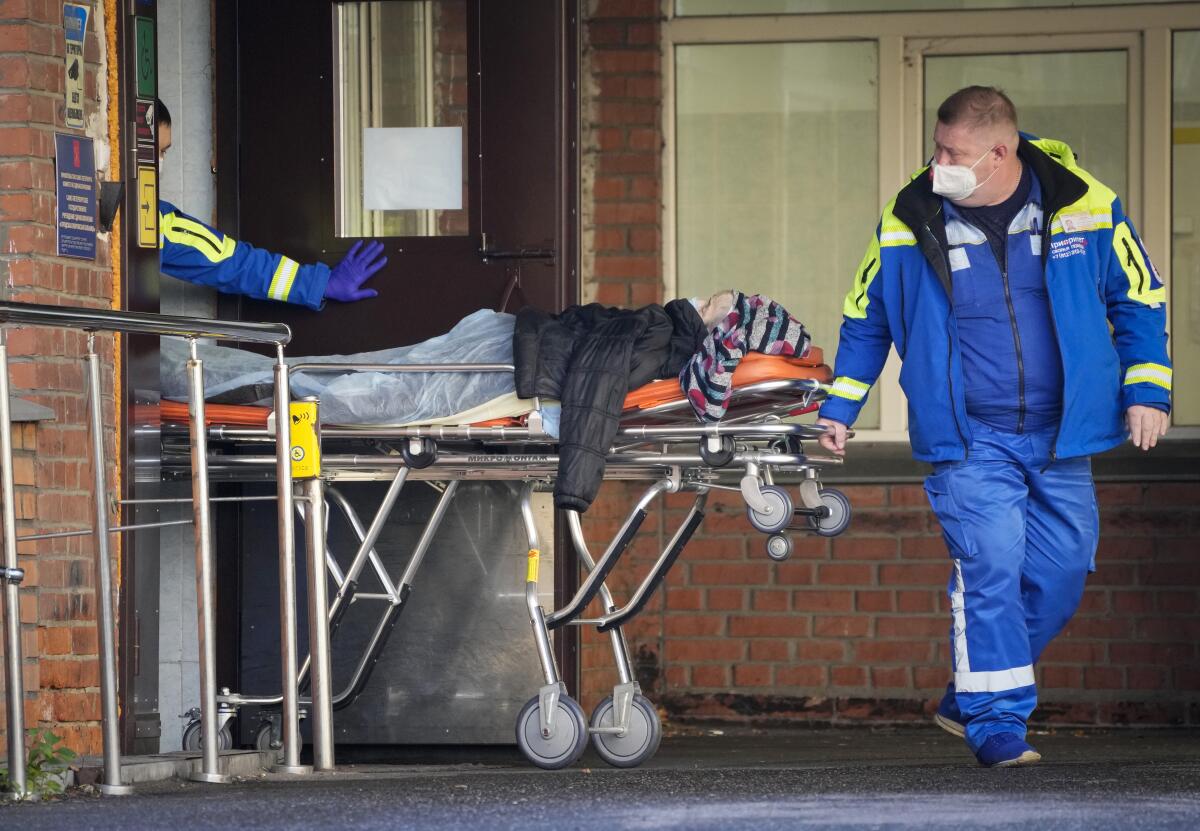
[
  {"x1": 154, "y1": 99, "x2": 386, "y2": 307},
  {"x1": 815, "y1": 86, "x2": 1171, "y2": 768}
]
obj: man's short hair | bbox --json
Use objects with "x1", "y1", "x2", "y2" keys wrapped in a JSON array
[
  {"x1": 154, "y1": 98, "x2": 172, "y2": 127},
  {"x1": 936, "y1": 86, "x2": 1017, "y2": 133}
]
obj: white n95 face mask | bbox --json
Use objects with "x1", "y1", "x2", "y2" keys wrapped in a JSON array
[{"x1": 931, "y1": 146, "x2": 998, "y2": 202}]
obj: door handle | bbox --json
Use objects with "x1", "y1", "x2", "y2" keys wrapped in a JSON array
[{"x1": 479, "y1": 233, "x2": 556, "y2": 263}]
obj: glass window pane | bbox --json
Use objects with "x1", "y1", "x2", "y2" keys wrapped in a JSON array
[
  {"x1": 677, "y1": 0, "x2": 1189, "y2": 15},
  {"x1": 675, "y1": 42, "x2": 881, "y2": 428},
  {"x1": 924, "y1": 51, "x2": 1127, "y2": 201},
  {"x1": 1173, "y1": 31, "x2": 1200, "y2": 425},
  {"x1": 334, "y1": 1, "x2": 469, "y2": 238}
]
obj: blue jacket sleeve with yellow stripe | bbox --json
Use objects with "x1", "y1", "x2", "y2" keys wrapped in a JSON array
[
  {"x1": 1104, "y1": 198, "x2": 1172, "y2": 413},
  {"x1": 158, "y1": 200, "x2": 330, "y2": 310},
  {"x1": 817, "y1": 217, "x2": 896, "y2": 427}
]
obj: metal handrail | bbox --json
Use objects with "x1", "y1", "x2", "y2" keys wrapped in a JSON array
[
  {"x1": 0, "y1": 301, "x2": 291, "y2": 345},
  {"x1": 0, "y1": 299, "x2": 311, "y2": 797}
]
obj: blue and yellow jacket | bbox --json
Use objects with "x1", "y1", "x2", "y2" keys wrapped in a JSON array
[
  {"x1": 158, "y1": 200, "x2": 329, "y2": 310},
  {"x1": 818, "y1": 136, "x2": 1171, "y2": 462}
]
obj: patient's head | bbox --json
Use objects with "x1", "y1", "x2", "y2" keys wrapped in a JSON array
[{"x1": 690, "y1": 289, "x2": 737, "y2": 329}]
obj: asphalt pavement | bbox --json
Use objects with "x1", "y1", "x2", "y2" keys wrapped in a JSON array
[{"x1": 3, "y1": 726, "x2": 1198, "y2": 830}]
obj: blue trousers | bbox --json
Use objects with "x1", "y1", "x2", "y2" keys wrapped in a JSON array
[{"x1": 924, "y1": 418, "x2": 1098, "y2": 752}]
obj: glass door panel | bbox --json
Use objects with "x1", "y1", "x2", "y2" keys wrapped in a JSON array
[
  {"x1": 923, "y1": 50, "x2": 1129, "y2": 199},
  {"x1": 675, "y1": 41, "x2": 882, "y2": 427},
  {"x1": 1173, "y1": 30, "x2": 1200, "y2": 425}
]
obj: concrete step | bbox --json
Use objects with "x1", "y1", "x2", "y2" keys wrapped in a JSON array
[{"x1": 74, "y1": 749, "x2": 273, "y2": 787}]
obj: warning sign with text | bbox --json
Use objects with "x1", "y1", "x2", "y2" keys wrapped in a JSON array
[
  {"x1": 54, "y1": 132, "x2": 97, "y2": 260},
  {"x1": 63, "y1": 4, "x2": 89, "y2": 129}
]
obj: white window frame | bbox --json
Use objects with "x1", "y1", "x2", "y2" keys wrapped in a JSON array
[{"x1": 663, "y1": 1, "x2": 1200, "y2": 441}]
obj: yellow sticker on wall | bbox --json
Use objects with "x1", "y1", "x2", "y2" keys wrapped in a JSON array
[{"x1": 136, "y1": 166, "x2": 157, "y2": 248}]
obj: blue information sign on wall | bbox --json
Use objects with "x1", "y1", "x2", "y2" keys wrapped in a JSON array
[{"x1": 54, "y1": 132, "x2": 97, "y2": 260}]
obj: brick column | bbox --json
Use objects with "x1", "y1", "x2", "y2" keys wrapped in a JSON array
[
  {"x1": 581, "y1": 0, "x2": 662, "y2": 307},
  {"x1": 0, "y1": 0, "x2": 115, "y2": 755}
]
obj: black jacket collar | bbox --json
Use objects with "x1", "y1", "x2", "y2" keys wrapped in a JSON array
[
  {"x1": 891, "y1": 135, "x2": 1088, "y2": 236},
  {"x1": 889, "y1": 136, "x2": 1089, "y2": 298}
]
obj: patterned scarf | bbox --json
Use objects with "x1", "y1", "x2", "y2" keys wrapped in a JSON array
[{"x1": 680, "y1": 292, "x2": 810, "y2": 421}]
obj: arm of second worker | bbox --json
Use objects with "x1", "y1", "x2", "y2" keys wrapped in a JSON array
[
  {"x1": 1104, "y1": 198, "x2": 1172, "y2": 414},
  {"x1": 817, "y1": 222, "x2": 895, "y2": 426},
  {"x1": 158, "y1": 200, "x2": 330, "y2": 310}
]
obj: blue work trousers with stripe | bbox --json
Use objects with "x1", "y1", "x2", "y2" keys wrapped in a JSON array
[{"x1": 924, "y1": 418, "x2": 1099, "y2": 752}]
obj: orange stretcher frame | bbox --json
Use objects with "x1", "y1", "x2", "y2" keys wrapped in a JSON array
[{"x1": 157, "y1": 349, "x2": 832, "y2": 429}]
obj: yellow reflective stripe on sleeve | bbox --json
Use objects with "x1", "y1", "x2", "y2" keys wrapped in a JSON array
[
  {"x1": 843, "y1": 236, "x2": 881, "y2": 320},
  {"x1": 879, "y1": 200, "x2": 915, "y2": 246},
  {"x1": 268, "y1": 257, "x2": 301, "y2": 302},
  {"x1": 162, "y1": 215, "x2": 237, "y2": 263},
  {"x1": 1124, "y1": 363, "x2": 1172, "y2": 390},
  {"x1": 1112, "y1": 221, "x2": 1164, "y2": 305},
  {"x1": 878, "y1": 230, "x2": 916, "y2": 247},
  {"x1": 829, "y1": 376, "x2": 870, "y2": 401}
]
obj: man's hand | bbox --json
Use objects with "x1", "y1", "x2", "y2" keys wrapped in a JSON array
[
  {"x1": 815, "y1": 417, "x2": 849, "y2": 456},
  {"x1": 1126, "y1": 404, "x2": 1169, "y2": 451},
  {"x1": 325, "y1": 240, "x2": 388, "y2": 302}
]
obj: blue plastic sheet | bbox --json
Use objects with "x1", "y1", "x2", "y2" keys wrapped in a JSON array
[{"x1": 159, "y1": 309, "x2": 545, "y2": 429}]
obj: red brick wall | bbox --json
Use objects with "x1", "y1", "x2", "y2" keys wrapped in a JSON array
[
  {"x1": 577, "y1": 0, "x2": 1200, "y2": 727},
  {"x1": 581, "y1": 0, "x2": 662, "y2": 307},
  {"x1": 580, "y1": 483, "x2": 1200, "y2": 727},
  {"x1": 0, "y1": 0, "x2": 115, "y2": 756}
]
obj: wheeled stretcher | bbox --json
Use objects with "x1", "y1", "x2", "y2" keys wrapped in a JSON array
[{"x1": 156, "y1": 348, "x2": 851, "y2": 769}]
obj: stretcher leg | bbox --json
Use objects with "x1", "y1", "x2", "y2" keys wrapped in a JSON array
[{"x1": 515, "y1": 484, "x2": 589, "y2": 769}]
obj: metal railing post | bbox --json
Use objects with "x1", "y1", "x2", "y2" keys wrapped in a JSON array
[
  {"x1": 303, "y1": 473, "x2": 335, "y2": 771},
  {"x1": 0, "y1": 330, "x2": 27, "y2": 799},
  {"x1": 84, "y1": 336, "x2": 132, "y2": 796},
  {"x1": 272, "y1": 350, "x2": 310, "y2": 775},
  {"x1": 185, "y1": 339, "x2": 229, "y2": 785},
  {"x1": 0, "y1": 302, "x2": 292, "y2": 792}
]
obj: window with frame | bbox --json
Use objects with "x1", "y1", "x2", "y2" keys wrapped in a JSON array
[{"x1": 668, "y1": 4, "x2": 1200, "y2": 438}]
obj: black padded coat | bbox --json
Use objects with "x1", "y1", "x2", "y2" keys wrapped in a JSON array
[{"x1": 513, "y1": 300, "x2": 706, "y2": 512}]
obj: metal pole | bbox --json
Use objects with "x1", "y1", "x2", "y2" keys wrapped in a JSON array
[
  {"x1": 185, "y1": 341, "x2": 229, "y2": 785},
  {"x1": 272, "y1": 351, "x2": 309, "y2": 775},
  {"x1": 303, "y1": 476, "x2": 335, "y2": 771},
  {"x1": 84, "y1": 339, "x2": 133, "y2": 796},
  {"x1": 0, "y1": 331, "x2": 27, "y2": 799}
]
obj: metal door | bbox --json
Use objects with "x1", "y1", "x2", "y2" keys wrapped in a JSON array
[{"x1": 213, "y1": 0, "x2": 580, "y2": 744}]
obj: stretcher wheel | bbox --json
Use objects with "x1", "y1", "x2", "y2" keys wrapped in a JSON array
[
  {"x1": 746, "y1": 484, "x2": 793, "y2": 534},
  {"x1": 253, "y1": 720, "x2": 283, "y2": 762},
  {"x1": 515, "y1": 694, "x2": 589, "y2": 770},
  {"x1": 765, "y1": 534, "x2": 792, "y2": 561},
  {"x1": 698, "y1": 435, "x2": 736, "y2": 467},
  {"x1": 401, "y1": 437, "x2": 438, "y2": 469},
  {"x1": 181, "y1": 719, "x2": 233, "y2": 752},
  {"x1": 590, "y1": 693, "x2": 662, "y2": 768},
  {"x1": 808, "y1": 487, "x2": 852, "y2": 537}
]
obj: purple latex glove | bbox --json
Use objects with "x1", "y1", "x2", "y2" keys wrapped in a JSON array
[{"x1": 325, "y1": 240, "x2": 388, "y2": 302}]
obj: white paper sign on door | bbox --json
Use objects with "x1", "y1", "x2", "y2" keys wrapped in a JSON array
[{"x1": 362, "y1": 127, "x2": 462, "y2": 211}]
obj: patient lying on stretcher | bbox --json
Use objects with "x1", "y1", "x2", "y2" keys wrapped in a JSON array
[
  {"x1": 160, "y1": 290, "x2": 812, "y2": 509},
  {"x1": 161, "y1": 290, "x2": 809, "y2": 428}
]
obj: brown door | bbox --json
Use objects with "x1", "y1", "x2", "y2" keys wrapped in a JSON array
[
  {"x1": 213, "y1": 0, "x2": 581, "y2": 734},
  {"x1": 216, "y1": 0, "x2": 578, "y2": 354}
]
